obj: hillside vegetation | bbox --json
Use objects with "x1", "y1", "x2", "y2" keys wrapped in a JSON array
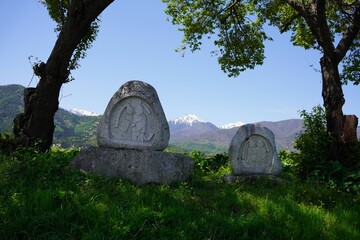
[
  {"x1": 54, "y1": 109, "x2": 100, "y2": 148},
  {"x1": 0, "y1": 147, "x2": 359, "y2": 239},
  {"x1": 0, "y1": 84, "x2": 24, "y2": 133},
  {"x1": 0, "y1": 84, "x2": 99, "y2": 148}
]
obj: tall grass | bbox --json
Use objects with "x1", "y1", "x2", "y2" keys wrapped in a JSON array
[{"x1": 0, "y1": 147, "x2": 359, "y2": 239}]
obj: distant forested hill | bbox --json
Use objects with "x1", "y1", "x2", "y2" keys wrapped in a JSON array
[
  {"x1": 0, "y1": 84, "x2": 99, "y2": 148},
  {"x1": 53, "y1": 108, "x2": 100, "y2": 148},
  {"x1": 0, "y1": 84, "x2": 24, "y2": 133}
]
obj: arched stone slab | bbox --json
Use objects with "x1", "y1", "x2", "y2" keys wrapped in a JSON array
[
  {"x1": 229, "y1": 124, "x2": 282, "y2": 175},
  {"x1": 97, "y1": 80, "x2": 169, "y2": 150}
]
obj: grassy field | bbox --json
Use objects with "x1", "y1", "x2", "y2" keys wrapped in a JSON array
[{"x1": 0, "y1": 147, "x2": 359, "y2": 239}]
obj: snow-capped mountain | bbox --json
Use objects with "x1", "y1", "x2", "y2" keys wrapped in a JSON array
[
  {"x1": 172, "y1": 114, "x2": 204, "y2": 126},
  {"x1": 68, "y1": 108, "x2": 100, "y2": 117},
  {"x1": 219, "y1": 121, "x2": 245, "y2": 129},
  {"x1": 169, "y1": 114, "x2": 218, "y2": 138}
]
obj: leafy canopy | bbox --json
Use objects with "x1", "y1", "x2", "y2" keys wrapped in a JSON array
[
  {"x1": 39, "y1": 0, "x2": 100, "y2": 73},
  {"x1": 163, "y1": 0, "x2": 360, "y2": 83}
]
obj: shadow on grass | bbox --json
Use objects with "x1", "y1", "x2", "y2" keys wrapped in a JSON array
[{"x1": 0, "y1": 150, "x2": 359, "y2": 239}]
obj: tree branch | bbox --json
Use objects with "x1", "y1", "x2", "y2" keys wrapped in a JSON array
[
  {"x1": 286, "y1": 0, "x2": 323, "y2": 46},
  {"x1": 47, "y1": 0, "x2": 115, "y2": 79},
  {"x1": 286, "y1": 0, "x2": 308, "y2": 17},
  {"x1": 217, "y1": 0, "x2": 240, "y2": 24},
  {"x1": 220, "y1": 0, "x2": 239, "y2": 15},
  {"x1": 316, "y1": 0, "x2": 336, "y2": 54},
  {"x1": 335, "y1": 0, "x2": 360, "y2": 8},
  {"x1": 336, "y1": 0, "x2": 354, "y2": 22},
  {"x1": 335, "y1": 6, "x2": 360, "y2": 63},
  {"x1": 280, "y1": 13, "x2": 301, "y2": 33}
]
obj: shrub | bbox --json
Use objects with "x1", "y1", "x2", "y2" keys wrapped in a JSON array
[
  {"x1": 285, "y1": 106, "x2": 360, "y2": 196},
  {"x1": 278, "y1": 150, "x2": 300, "y2": 176},
  {"x1": 293, "y1": 106, "x2": 337, "y2": 180},
  {"x1": 186, "y1": 151, "x2": 228, "y2": 172},
  {"x1": 208, "y1": 153, "x2": 229, "y2": 172},
  {"x1": 0, "y1": 132, "x2": 31, "y2": 154}
]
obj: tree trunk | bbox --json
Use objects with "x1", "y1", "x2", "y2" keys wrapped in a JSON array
[
  {"x1": 343, "y1": 115, "x2": 358, "y2": 144},
  {"x1": 320, "y1": 55, "x2": 358, "y2": 165},
  {"x1": 320, "y1": 55, "x2": 345, "y2": 140},
  {"x1": 23, "y1": 77, "x2": 63, "y2": 151},
  {"x1": 12, "y1": 0, "x2": 114, "y2": 151}
]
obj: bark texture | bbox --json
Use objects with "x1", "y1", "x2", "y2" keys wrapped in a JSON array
[
  {"x1": 343, "y1": 115, "x2": 358, "y2": 144},
  {"x1": 320, "y1": 55, "x2": 345, "y2": 140}
]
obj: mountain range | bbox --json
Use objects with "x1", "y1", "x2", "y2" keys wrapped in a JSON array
[
  {"x1": 1, "y1": 84, "x2": 359, "y2": 153},
  {"x1": 168, "y1": 114, "x2": 304, "y2": 153}
]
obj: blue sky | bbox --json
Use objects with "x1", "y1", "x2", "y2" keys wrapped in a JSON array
[{"x1": 1, "y1": 1, "x2": 359, "y2": 126}]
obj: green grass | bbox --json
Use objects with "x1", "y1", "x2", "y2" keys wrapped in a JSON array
[{"x1": 0, "y1": 148, "x2": 359, "y2": 239}]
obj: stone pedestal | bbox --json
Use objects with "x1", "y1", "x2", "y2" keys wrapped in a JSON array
[{"x1": 70, "y1": 147, "x2": 194, "y2": 185}]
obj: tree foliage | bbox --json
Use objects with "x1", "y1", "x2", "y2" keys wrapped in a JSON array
[
  {"x1": 163, "y1": 0, "x2": 270, "y2": 77},
  {"x1": 163, "y1": 0, "x2": 360, "y2": 164},
  {"x1": 163, "y1": 0, "x2": 360, "y2": 83},
  {"x1": 38, "y1": 0, "x2": 101, "y2": 80}
]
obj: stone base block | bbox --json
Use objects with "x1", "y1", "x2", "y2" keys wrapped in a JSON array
[
  {"x1": 221, "y1": 174, "x2": 285, "y2": 185},
  {"x1": 69, "y1": 147, "x2": 194, "y2": 185}
]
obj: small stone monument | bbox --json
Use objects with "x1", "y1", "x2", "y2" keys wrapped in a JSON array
[
  {"x1": 226, "y1": 124, "x2": 282, "y2": 181},
  {"x1": 70, "y1": 80, "x2": 194, "y2": 185}
]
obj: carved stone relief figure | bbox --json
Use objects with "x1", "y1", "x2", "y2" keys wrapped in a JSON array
[
  {"x1": 130, "y1": 99, "x2": 154, "y2": 142},
  {"x1": 240, "y1": 135, "x2": 272, "y2": 169},
  {"x1": 111, "y1": 97, "x2": 155, "y2": 143}
]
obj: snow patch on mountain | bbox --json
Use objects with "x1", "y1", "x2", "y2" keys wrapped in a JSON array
[
  {"x1": 219, "y1": 121, "x2": 245, "y2": 129},
  {"x1": 172, "y1": 114, "x2": 204, "y2": 126},
  {"x1": 68, "y1": 108, "x2": 100, "y2": 117}
]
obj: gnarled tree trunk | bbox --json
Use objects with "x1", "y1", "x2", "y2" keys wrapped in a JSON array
[
  {"x1": 320, "y1": 55, "x2": 345, "y2": 140},
  {"x1": 320, "y1": 54, "x2": 358, "y2": 166},
  {"x1": 13, "y1": 0, "x2": 114, "y2": 151}
]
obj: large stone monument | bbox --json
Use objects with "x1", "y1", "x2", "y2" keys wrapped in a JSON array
[
  {"x1": 227, "y1": 124, "x2": 282, "y2": 178},
  {"x1": 70, "y1": 80, "x2": 194, "y2": 185},
  {"x1": 97, "y1": 81, "x2": 169, "y2": 150}
]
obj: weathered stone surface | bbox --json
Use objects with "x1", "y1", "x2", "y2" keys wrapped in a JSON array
[
  {"x1": 97, "y1": 80, "x2": 169, "y2": 150},
  {"x1": 70, "y1": 147, "x2": 194, "y2": 185},
  {"x1": 229, "y1": 124, "x2": 282, "y2": 175}
]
